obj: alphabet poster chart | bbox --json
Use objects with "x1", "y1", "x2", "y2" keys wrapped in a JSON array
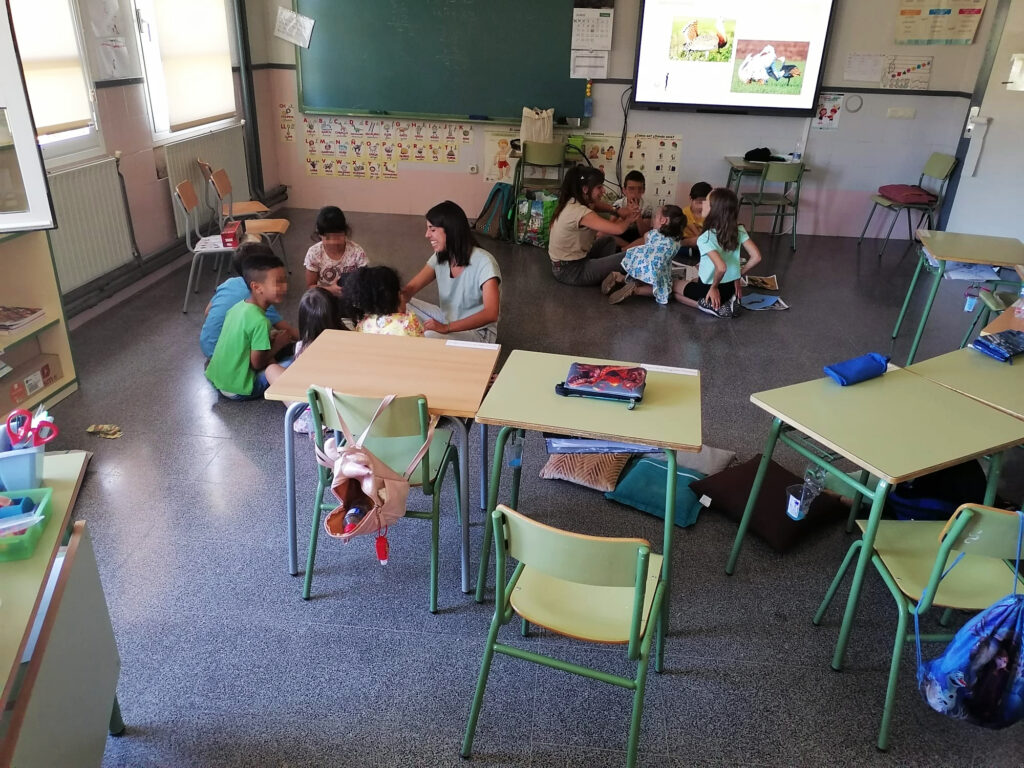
[
  {"x1": 895, "y1": 0, "x2": 986, "y2": 45},
  {"x1": 297, "y1": 117, "x2": 473, "y2": 179},
  {"x1": 577, "y1": 132, "x2": 681, "y2": 200},
  {"x1": 279, "y1": 104, "x2": 295, "y2": 143},
  {"x1": 879, "y1": 55, "x2": 933, "y2": 90}
]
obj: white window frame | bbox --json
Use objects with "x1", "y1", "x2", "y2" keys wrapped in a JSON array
[
  {"x1": 9, "y1": 0, "x2": 105, "y2": 169},
  {"x1": 133, "y1": 0, "x2": 240, "y2": 144}
]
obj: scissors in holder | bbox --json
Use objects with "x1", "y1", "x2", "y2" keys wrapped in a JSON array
[{"x1": 5, "y1": 408, "x2": 59, "y2": 448}]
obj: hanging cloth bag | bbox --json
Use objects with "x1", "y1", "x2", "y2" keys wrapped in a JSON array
[
  {"x1": 315, "y1": 389, "x2": 437, "y2": 559},
  {"x1": 915, "y1": 510, "x2": 1024, "y2": 729},
  {"x1": 520, "y1": 107, "x2": 554, "y2": 145}
]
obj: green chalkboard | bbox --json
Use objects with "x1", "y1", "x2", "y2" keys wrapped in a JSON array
[{"x1": 295, "y1": 0, "x2": 584, "y2": 123}]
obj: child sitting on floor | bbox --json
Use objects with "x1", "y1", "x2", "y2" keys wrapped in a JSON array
[
  {"x1": 612, "y1": 170, "x2": 653, "y2": 246},
  {"x1": 602, "y1": 204, "x2": 685, "y2": 305},
  {"x1": 205, "y1": 250, "x2": 292, "y2": 400},
  {"x1": 675, "y1": 187, "x2": 762, "y2": 319},
  {"x1": 342, "y1": 266, "x2": 424, "y2": 337},
  {"x1": 304, "y1": 206, "x2": 368, "y2": 296},
  {"x1": 676, "y1": 181, "x2": 712, "y2": 264},
  {"x1": 200, "y1": 240, "x2": 298, "y2": 359},
  {"x1": 291, "y1": 286, "x2": 344, "y2": 433}
]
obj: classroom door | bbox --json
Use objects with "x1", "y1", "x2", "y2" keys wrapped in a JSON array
[{"x1": 945, "y1": 2, "x2": 1024, "y2": 237}]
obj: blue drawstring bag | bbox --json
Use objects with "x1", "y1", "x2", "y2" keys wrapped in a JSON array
[{"x1": 915, "y1": 511, "x2": 1024, "y2": 729}]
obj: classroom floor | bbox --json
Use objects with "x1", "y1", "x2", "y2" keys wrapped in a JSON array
[{"x1": 49, "y1": 208, "x2": 1023, "y2": 767}]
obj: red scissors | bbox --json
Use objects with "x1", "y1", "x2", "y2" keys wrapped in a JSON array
[{"x1": 5, "y1": 409, "x2": 58, "y2": 448}]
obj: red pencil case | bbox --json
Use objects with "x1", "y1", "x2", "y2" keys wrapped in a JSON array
[{"x1": 556, "y1": 363, "x2": 647, "y2": 409}]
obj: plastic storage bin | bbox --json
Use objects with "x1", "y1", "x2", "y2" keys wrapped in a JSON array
[
  {"x1": 0, "y1": 443, "x2": 44, "y2": 491},
  {"x1": 0, "y1": 486, "x2": 53, "y2": 562}
]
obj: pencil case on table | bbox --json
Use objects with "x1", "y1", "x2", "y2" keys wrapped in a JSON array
[
  {"x1": 555, "y1": 363, "x2": 647, "y2": 409},
  {"x1": 970, "y1": 330, "x2": 1024, "y2": 363},
  {"x1": 823, "y1": 353, "x2": 890, "y2": 386}
]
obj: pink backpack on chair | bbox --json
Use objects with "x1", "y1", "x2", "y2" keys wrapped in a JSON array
[{"x1": 314, "y1": 389, "x2": 437, "y2": 561}]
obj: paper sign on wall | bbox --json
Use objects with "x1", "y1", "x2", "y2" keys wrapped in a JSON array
[
  {"x1": 895, "y1": 0, "x2": 986, "y2": 45},
  {"x1": 813, "y1": 93, "x2": 842, "y2": 130},
  {"x1": 274, "y1": 7, "x2": 315, "y2": 48}
]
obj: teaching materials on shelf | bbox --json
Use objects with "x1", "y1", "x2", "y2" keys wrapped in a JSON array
[{"x1": 0, "y1": 306, "x2": 45, "y2": 333}]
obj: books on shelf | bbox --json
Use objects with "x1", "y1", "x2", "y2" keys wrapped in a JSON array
[
  {"x1": 544, "y1": 432, "x2": 654, "y2": 454},
  {"x1": 0, "y1": 306, "x2": 46, "y2": 334},
  {"x1": 971, "y1": 329, "x2": 1024, "y2": 363}
]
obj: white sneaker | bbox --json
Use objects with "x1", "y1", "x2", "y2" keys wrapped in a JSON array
[{"x1": 292, "y1": 406, "x2": 315, "y2": 435}]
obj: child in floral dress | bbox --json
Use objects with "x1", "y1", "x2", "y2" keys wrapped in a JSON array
[{"x1": 602, "y1": 204, "x2": 685, "y2": 305}]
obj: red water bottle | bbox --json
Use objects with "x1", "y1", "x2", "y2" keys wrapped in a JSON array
[{"x1": 375, "y1": 533, "x2": 389, "y2": 566}]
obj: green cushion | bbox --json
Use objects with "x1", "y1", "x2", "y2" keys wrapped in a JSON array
[{"x1": 605, "y1": 457, "x2": 706, "y2": 528}]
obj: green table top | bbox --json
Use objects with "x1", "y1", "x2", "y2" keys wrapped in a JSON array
[
  {"x1": 918, "y1": 230, "x2": 1024, "y2": 268},
  {"x1": 907, "y1": 348, "x2": 1024, "y2": 421},
  {"x1": 476, "y1": 350, "x2": 702, "y2": 452},
  {"x1": 0, "y1": 451, "x2": 89, "y2": 713},
  {"x1": 751, "y1": 369, "x2": 1024, "y2": 484}
]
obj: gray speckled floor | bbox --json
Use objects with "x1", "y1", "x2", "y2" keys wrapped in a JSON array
[{"x1": 48, "y1": 209, "x2": 1022, "y2": 767}]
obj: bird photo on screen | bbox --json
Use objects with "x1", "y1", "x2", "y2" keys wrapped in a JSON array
[{"x1": 670, "y1": 18, "x2": 733, "y2": 62}]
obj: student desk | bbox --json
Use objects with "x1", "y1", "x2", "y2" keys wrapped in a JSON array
[
  {"x1": 981, "y1": 300, "x2": 1024, "y2": 336},
  {"x1": 723, "y1": 155, "x2": 809, "y2": 194},
  {"x1": 1, "y1": 452, "x2": 122, "y2": 767},
  {"x1": 893, "y1": 230, "x2": 1024, "y2": 366},
  {"x1": 725, "y1": 369, "x2": 1024, "y2": 671},
  {"x1": 472, "y1": 350, "x2": 702, "y2": 672},
  {"x1": 264, "y1": 331, "x2": 500, "y2": 593},
  {"x1": 907, "y1": 347, "x2": 1024, "y2": 421}
]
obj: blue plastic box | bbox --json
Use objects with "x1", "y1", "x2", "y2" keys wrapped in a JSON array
[{"x1": 0, "y1": 443, "x2": 44, "y2": 491}]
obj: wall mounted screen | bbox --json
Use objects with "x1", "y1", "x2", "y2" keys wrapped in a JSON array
[{"x1": 633, "y1": 0, "x2": 838, "y2": 116}]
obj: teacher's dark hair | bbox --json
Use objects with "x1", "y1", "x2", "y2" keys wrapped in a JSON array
[
  {"x1": 426, "y1": 200, "x2": 477, "y2": 267},
  {"x1": 553, "y1": 164, "x2": 605, "y2": 222}
]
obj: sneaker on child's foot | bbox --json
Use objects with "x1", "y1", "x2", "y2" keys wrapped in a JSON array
[
  {"x1": 292, "y1": 406, "x2": 315, "y2": 434},
  {"x1": 601, "y1": 271, "x2": 624, "y2": 295},
  {"x1": 697, "y1": 297, "x2": 731, "y2": 318},
  {"x1": 609, "y1": 279, "x2": 638, "y2": 305},
  {"x1": 729, "y1": 295, "x2": 740, "y2": 316}
]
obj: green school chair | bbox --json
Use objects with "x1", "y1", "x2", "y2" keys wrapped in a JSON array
[
  {"x1": 462, "y1": 505, "x2": 665, "y2": 768},
  {"x1": 813, "y1": 503, "x2": 1024, "y2": 751},
  {"x1": 303, "y1": 386, "x2": 460, "y2": 613},
  {"x1": 858, "y1": 152, "x2": 956, "y2": 257},
  {"x1": 739, "y1": 161, "x2": 804, "y2": 251}
]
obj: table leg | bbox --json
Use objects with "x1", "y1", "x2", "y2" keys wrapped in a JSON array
[
  {"x1": 475, "y1": 425, "x2": 513, "y2": 603},
  {"x1": 725, "y1": 419, "x2": 782, "y2": 575},
  {"x1": 983, "y1": 450, "x2": 1003, "y2": 506},
  {"x1": 284, "y1": 401, "x2": 304, "y2": 576},
  {"x1": 892, "y1": 249, "x2": 926, "y2": 341},
  {"x1": 832, "y1": 476, "x2": 891, "y2": 671},
  {"x1": 655, "y1": 448, "x2": 677, "y2": 674},
  {"x1": 479, "y1": 422, "x2": 488, "y2": 514},
  {"x1": 442, "y1": 416, "x2": 472, "y2": 593},
  {"x1": 109, "y1": 694, "x2": 125, "y2": 736},
  {"x1": 905, "y1": 258, "x2": 945, "y2": 366}
]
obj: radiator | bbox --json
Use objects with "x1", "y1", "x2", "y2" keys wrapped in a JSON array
[
  {"x1": 48, "y1": 157, "x2": 135, "y2": 293},
  {"x1": 164, "y1": 124, "x2": 251, "y2": 236}
]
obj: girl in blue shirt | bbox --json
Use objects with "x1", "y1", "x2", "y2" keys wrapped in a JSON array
[{"x1": 674, "y1": 187, "x2": 761, "y2": 318}]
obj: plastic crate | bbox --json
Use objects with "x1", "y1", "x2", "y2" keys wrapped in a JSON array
[
  {"x1": 0, "y1": 443, "x2": 44, "y2": 491},
  {"x1": 0, "y1": 487, "x2": 53, "y2": 562}
]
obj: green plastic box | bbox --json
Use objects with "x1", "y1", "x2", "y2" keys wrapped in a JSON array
[{"x1": 0, "y1": 487, "x2": 53, "y2": 562}]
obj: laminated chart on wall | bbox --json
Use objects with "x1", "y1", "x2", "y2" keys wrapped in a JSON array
[
  {"x1": 279, "y1": 104, "x2": 296, "y2": 142},
  {"x1": 484, "y1": 128, "x2": 520, "y2": 183},
  {"x1": 895, "y1": 0, "x2": 986, "y2": 45},
  {"x1": 621, "y1": 134, "x2": 682, "y2": 202},
  {"x1": 813, "y1": 93, "x2": 843, "y2": 130},
  {"x1": 880, "y1": 56, "x2": 933, "y2": 90},
  {"x1": 299, "y1": 117, "x2": 472, "y2": 178}
]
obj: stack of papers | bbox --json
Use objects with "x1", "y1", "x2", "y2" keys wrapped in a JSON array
[{"x1": 0, "y1": 306, "x2": 45, "y2": 333}]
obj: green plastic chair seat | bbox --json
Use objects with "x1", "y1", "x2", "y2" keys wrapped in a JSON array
[
  {"x1": 980, "y1": 290, "x2": 1017, "y2": 312},
  {"x1": 741, "y1": 191, "x2": 795, "y2": 207},
  {"x1": 361, "y1": 431, "x2": 452, "y2": 488},
  {"x1": 510, "y1": 553, "x2": 663, "y2": 644},
  {"x1": 856, "y1": 520, "x2": 1020, "y2": 610}
]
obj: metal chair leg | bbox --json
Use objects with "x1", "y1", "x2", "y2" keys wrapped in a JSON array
[
  {"x1": 858, "y1": 202, "x2": 879, "y2": 244},
  {"x1": 879, "y1": 208, "x2": 902, "y2": 256}
]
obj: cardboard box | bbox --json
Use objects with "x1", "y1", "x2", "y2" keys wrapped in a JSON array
[
  {"x1": 1, "y1": 353, "x2": 63, "y2": 411},
  {"x1": 221, "y1": 220, "x2": 243, "y2": 248}
]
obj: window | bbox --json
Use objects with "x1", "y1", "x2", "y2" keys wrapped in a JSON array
[
  {"x1": 8, "y1": 0, "x2": 101, "y2": 163},
  {"x1": 134, "y1": 0, "x2": 237, "y2": 137}
]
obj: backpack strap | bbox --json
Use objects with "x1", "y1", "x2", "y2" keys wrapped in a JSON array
[{"x1": 402, "y1": 414, "x2": 440, "y2": 479}]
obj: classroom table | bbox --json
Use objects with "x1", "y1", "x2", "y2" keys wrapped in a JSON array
[
  {"x1": 723, "y1": 155, "x2": 809, "y2": 194},
  {"x1": 725, "y1": 368, "x2": 1024, "y2": 671},
  {"x1": 981, "y1": 299, "x2": 1024, "y2": 336},
  {"x1": 472, "y1": 350, "x2": 702, "y2": 672},
  {"x1": 906, "y1": 347, "x2": 1024, "y2": 421},
  {"x1": 264, "y1": 331, "x2": 501, "y2": 593},
  {"x1": 892, "y1": 229, "x2": 1024, "y2": 366}
]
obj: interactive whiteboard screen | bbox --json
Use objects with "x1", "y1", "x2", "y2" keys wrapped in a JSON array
[{"x1": 633, "y1": 0, "x2": 837, "y2": 116}]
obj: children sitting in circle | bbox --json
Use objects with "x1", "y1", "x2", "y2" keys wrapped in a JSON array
[
  {"x1": 342, "y1": 266, "x2": 425, "y2": 337},
  {"x1": 304, "y1": 206, "x2": 368, "y2": 296},
  {"x1": 676, "y1": 187, "x2": 762, "y2": 319},
  {"x1": 601, "y1": 204, "x2": 685, "y2": 305}
]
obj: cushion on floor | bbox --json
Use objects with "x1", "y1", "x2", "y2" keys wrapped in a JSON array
[
  {"x1": 676, "y1": 444, "x2": 736, "y2": 476},
  {"x1": 539, "y1": 452, "x2": 631, "y2": 492},
  {"x1": 690, "y1": 454, "x2": 849, "y2": 552},
  {"x1": 605, "y1": 457, "x2": 706, "y2": 528}
]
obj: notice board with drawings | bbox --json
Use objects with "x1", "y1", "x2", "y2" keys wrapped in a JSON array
[{"x1": 294, "y1": 0, "x2": 585, "y2": 123}]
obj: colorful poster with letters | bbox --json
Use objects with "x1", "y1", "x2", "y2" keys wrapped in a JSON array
[{"x1": 895, "y1": 0, "x2": 986, "y2": 45}]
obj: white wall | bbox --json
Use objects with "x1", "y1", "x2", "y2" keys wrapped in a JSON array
[{"x1": 945, "y1": 2, "x2": 1024, "y2": 237}]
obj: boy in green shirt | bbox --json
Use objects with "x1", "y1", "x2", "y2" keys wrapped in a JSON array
[{"x1": 205, "y1": 251, "x2": 291, "y2": 400}]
